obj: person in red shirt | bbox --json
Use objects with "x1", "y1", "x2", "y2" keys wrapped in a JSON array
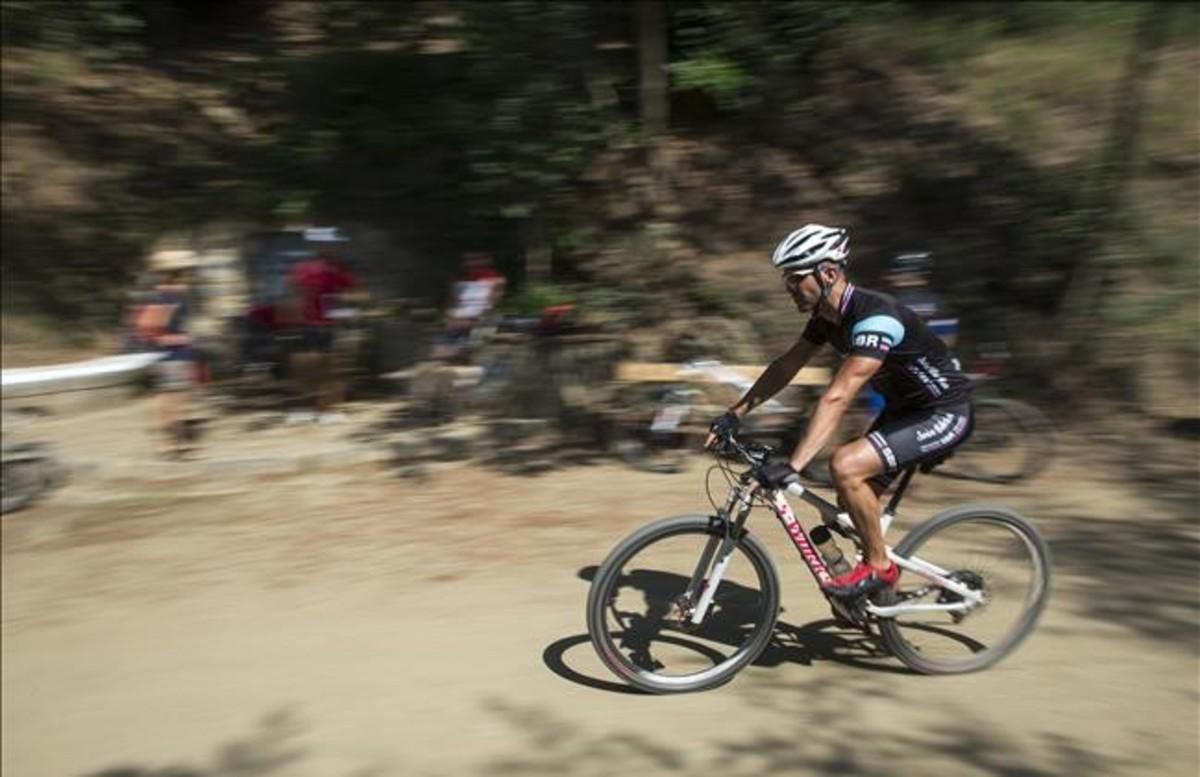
[{"x1": 285, "y1": 251, "x2": 359, "y2": 423}]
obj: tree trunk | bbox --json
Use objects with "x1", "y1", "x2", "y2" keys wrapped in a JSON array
[
  {"x1": 634, "y1": 0, "x2": 669, "y2": 211},
  {"x1": 524, "y1": 211, "x2": 552, "y2": 284},
  {"x1": 1055, "y1": 4, "x2": 1173, "y2": 341},
  {"x1": 634, "y1": 0, "x2": 669, "y2": 136}
]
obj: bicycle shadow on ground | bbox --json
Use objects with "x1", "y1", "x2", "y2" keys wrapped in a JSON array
[{"x1": 543, "y1": 566, "x2": 909, "y2": 694}]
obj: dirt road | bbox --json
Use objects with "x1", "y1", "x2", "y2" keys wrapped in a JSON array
[{"x1": 2, "y1": 403, "x2": 1197, "y2": 776}]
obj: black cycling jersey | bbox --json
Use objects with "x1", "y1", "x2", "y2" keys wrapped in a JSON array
[{"x1": 802, "y1": 283, "x2": 971, "y2": 411}]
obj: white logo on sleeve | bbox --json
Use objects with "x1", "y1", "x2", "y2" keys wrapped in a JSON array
[{"x1": 853, "y1": 332, "x2": 892, "y2": 351}]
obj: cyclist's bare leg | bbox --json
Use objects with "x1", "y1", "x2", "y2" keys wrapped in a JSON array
[{"x1": 830, "y1": 439, "x2": 890, "y2": 569}]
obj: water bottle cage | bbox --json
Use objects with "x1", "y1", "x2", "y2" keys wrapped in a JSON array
[{"x1": 822, "y1": 513, "x2": 856, "y2": 540}]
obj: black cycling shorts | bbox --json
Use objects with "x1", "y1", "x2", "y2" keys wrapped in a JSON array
[{"x1": 865, "y1": 402, "x2": 973, "y2": 489}]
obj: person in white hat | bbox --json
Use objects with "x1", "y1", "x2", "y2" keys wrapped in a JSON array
[{"x1": 138, "y1": 250, "x2": 200, "y2": 458}]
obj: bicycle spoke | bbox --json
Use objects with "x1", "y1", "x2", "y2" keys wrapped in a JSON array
[
  {"x1": 883, "y1": 512, "x2": 1047, "y2": 672},
  {"x1": 598, "y1": 528, "x2": 775, "y2": 680}
]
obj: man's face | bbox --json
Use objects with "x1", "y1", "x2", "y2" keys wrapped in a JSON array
[{"x1": 782, "y1": 269, "x2": 824, "y2": 312}]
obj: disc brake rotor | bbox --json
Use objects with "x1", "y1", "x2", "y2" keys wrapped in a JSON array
[{"x1": 937, "y1": 570, "x2": 986, "y2": 623}]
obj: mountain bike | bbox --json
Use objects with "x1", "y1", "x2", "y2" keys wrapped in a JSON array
[{"x1": 586, "y1": 426, "x2": 1051, "y2": 693}]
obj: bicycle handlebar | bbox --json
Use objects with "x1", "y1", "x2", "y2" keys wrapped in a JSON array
[
  {"x1": 709, "y1": 427, "x2": 771, "y2": 468},
  {"x1": 710, "y1": 428, "x2": 813, "y2": 498}
]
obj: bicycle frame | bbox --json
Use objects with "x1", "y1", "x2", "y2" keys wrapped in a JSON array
[{"x1": 688, "y1": 467, "x2": 985, "y2": 625}]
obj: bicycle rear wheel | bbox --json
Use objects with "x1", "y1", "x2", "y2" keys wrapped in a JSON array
[
  {"x1": 587, "y1": 515, "x2": 780, "y2": 693},
  {"x1": 878, "y1": 504, "x2": 1051, "y2": 674}
]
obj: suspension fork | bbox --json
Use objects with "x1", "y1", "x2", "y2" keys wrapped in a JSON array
[{"x1": 686, "y1": 478, "x2": 755, "y2": 625}]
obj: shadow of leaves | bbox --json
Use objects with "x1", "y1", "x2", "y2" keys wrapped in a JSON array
[
  {"x1": 79, "y1": 709, "x2": 306, "y2": 777},
  {"x1": 1046, "y1": 510, "x2": 1199, "y2": 647},
  {"x1": 476, "y1": 695, "x2": 1153, "y2": 777}
]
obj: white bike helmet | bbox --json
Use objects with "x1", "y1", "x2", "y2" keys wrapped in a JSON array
[{"x1": 771, "y1": 224, "x2": 850, "y2": 272}]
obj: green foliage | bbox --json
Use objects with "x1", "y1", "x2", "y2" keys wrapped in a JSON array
[
  {"x1": 670, "y1": 0, "x2": 857, "y2": 115},
  {"x1": 576, "y1": 287, "x2": 665, "y2": 329},
  {"x1": 0, "y1": 0, "x2": 1195, "y2": 406},
  {"x1": 497, "y1": 283, "x2": 578, "y2": 317},
  {"x1": 247, "y1": 1, "x2": 623, "y2": 278},
  {"x1": 1105, "y1": 206, "x2": 1200, "y2": 356},
  {"x1": 684, "y1": 282, "x2": 744, "y2": 319},
  {"x1": 1, "y1": 0, "x2": 145, "y2": 65},
  {"x1": 670, "y1": 56, "x2": 751, "y2": 109}
]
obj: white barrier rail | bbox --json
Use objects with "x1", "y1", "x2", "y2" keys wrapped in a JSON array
[{"x1": 2, "y1": 353, "x2": 164, "y2": 399}]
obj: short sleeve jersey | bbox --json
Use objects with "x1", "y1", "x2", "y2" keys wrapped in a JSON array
[
  {"x1": 147, "y1": 288, "x2": 193, "y2": 361},
  {"x1": 149, "y1": 289, "x2": 189, "y2": 335},
  {"x1": 802, "y1": 284, "x2": 971, "y2": 411},
  {"x1": 289, "y1": 259, "x2": 356, "y2": 326}
]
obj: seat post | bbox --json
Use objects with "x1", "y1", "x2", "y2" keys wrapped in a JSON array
[{"x1": 885, "y1": 467, "x2": 917, "y2": 515}]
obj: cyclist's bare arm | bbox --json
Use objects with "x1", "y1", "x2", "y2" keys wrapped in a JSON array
[
  {"x1": 787, "y1": 355, "x2": 881, "y2": 472},
  {"x1": 731, "y1": 336, "x2": 819, "y2": 418}
]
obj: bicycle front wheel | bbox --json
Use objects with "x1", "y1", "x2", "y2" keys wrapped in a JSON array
[
  {"x1": 587, "y1": 515, "x2": 781, "y2": 693},
  {"x1": 878, "y1": 504, "x2": 1051, "y2": 674}
]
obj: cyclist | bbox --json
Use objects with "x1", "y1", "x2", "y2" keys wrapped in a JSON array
[
  {"x1": 706, "y1": 224, "x2": 973, "y2": 599},
  {"x1": 863, "y1": 251, "x2": 960, "y2": 417},
  {"x1": 886, "y1": 252, "x2": 959, "y2": 349}
]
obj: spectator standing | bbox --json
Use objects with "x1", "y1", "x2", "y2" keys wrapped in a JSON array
[
  {"x1": 136, "y1": 250, "x2": 200, "y2": 459},
  {"x1": 284, "y1": 249, "x2": 359, "y2": 423},
  {"x1": 432, "y1": 252, "x2": 506, "y2": 363}
]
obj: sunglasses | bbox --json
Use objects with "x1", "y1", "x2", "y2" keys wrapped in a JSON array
[{"x1": 781, "y1": 270, "x2": 815, "y2": 290}]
